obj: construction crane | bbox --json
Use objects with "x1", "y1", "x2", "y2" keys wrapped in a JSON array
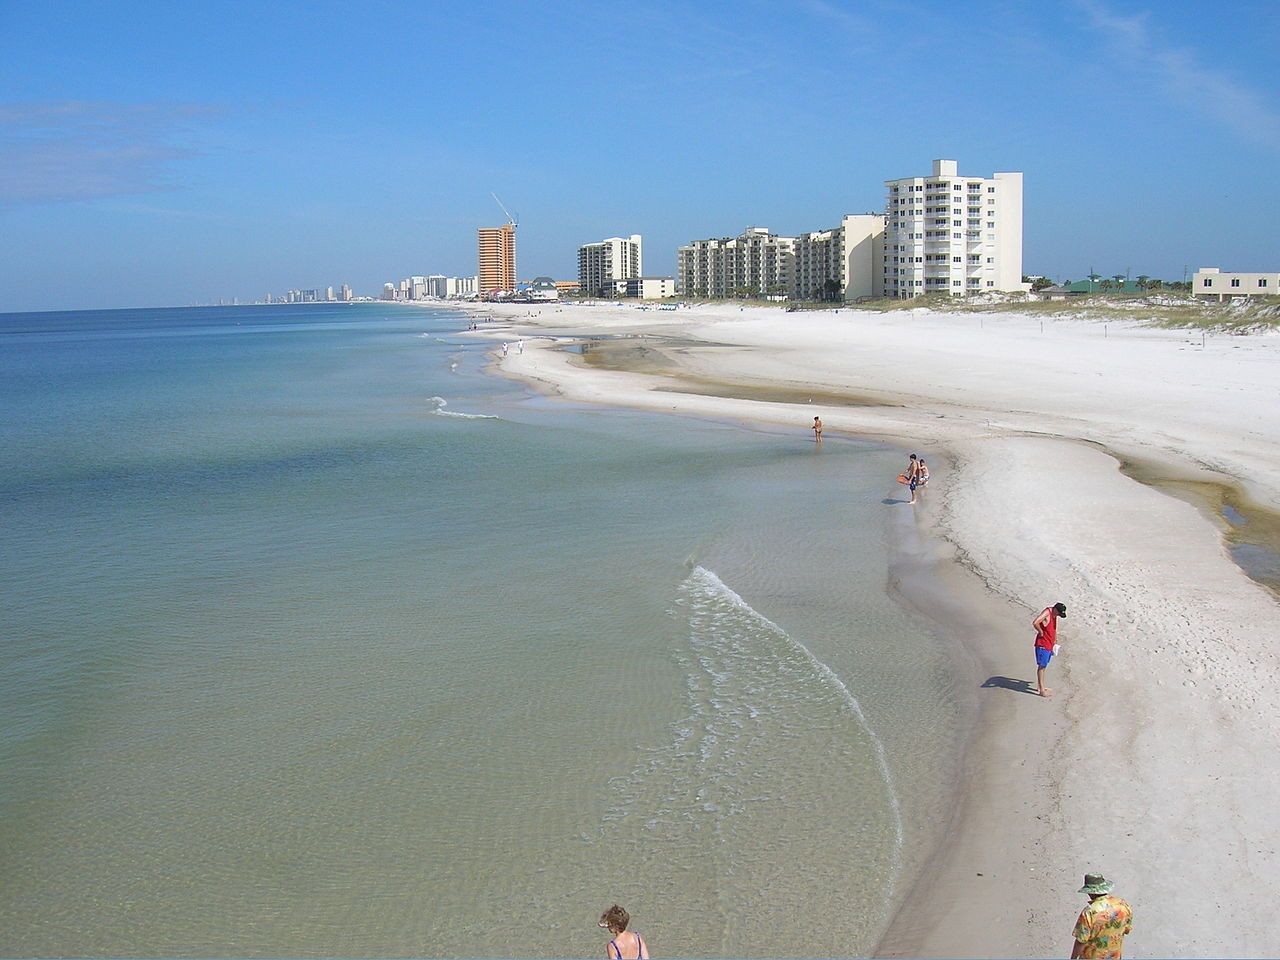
[{"x1": 491, "y1": 192, "x2": 518, "y2": 228}]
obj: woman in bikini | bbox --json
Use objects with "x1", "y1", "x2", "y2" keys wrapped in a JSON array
[{"x1": 599, "y1": 904, "x2": 650, "y2": 959}]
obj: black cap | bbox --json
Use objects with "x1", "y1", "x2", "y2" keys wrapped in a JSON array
[{"x1": 1053, "y1": 602, "x2": 1067, "y2": 617}]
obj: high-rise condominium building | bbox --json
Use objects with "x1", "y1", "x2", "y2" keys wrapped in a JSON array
[
  {"x1": 677, "y1": 227, "x2": 795, "y2": 298},
  {"x1": 883, "y1": 159, "x2": 1025, "y2": 298},
  {"x1": 792, "y1": 214, "x2": 885, "y2": 301},
  {"x1": 340, "y1": 284, "x2": 353, "y2": 302},
  {"x1": 577, "y1": 235, "x2": 643, "y2": 297},
  {"x1": 477, "y1": 224, "x2": 517, "y2": 294}
]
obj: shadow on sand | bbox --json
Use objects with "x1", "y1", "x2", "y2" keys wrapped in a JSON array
[
  {"x1": 881, "y1": 497, "x2": 911, "y2": 505},
  {"x1": 981, "y1": 675, "x2": 1040, "y2": 696}
]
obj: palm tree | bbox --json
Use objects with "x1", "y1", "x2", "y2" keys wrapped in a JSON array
[{"x1": 1136, "y1": 274, "x2": 1151, "y2": 290}]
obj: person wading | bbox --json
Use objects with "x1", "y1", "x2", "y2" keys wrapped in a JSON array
[{"x1": 599, "y1": 904, "x2": 649, "y2": 959}]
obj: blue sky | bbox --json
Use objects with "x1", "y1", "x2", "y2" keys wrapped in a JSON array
[{"x1": 2, "y1": 0, "x2": 1278, "y2": 311}]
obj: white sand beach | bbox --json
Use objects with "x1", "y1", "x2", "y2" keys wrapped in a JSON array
[{"x1": 460, "y1": 299, "x2": 1280, "y2": 957}]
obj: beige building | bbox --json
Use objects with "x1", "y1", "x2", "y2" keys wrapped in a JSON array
[
  {"x1": 884, "y1": 159, "x2": 1026, "y2": 298},
  {"x1": 605, "y1": 276, "x2": 675, "y2": 299},
  {"x1": 1192, "y1": 268, "x2": 1280, "y2": 301},
  {"x1": 578, "y1": 235, "x2": 643, "y2": 297},
  {"x1": 792, "y1": 214, "x2": 885, "y2": 301},
  {"x1": 677, "y1": 226, "x2": 795, "y2": 298},
  {"x1": 478, "y1": 224, "x2": 517, "y2": 294}
]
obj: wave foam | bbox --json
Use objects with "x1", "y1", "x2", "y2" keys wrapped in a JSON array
[
  {"x1": 685, "y1": 565, "x2": 905, "y2": 885},
  {"x1": 425, "y1": 396, "x2": 498, "y2": 420}
]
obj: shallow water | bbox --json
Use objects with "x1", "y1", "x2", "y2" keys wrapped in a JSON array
[{"x1": 0, "y1": 304, "x2": 961, "y2": 956}]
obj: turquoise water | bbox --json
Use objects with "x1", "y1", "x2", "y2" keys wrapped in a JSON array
[{"x1": 0, "y1": 304, "x2": 962, "y2": 957}]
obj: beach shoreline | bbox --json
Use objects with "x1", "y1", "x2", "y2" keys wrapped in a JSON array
[{"x1": 453, "y1": 299, "x2": 1280, "y2": 957}]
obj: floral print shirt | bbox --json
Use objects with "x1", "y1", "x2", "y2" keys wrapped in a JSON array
[{"x1": 1073, "y1": 894, "x2": 1133, "y2": 959}]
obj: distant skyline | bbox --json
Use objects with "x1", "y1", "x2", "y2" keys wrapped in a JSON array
[{"x1": 2, "y1": 0, "x2": 1279, "y2": 312}]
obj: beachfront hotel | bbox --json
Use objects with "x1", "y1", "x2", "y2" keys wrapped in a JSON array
[
  {"x1": 677, "y1": 219, "x2": 886, "y2": 302},
  {"x1": 578, "y1": 235, "x2": 643, "y2": 297},
  {"x1": 884, "y1": 159, "x2": 1026, "y2": 298},
  {"x1": 477, "y1": 224, "x2": 517, "y2": 294},
  {"x1": 677, "y1": 227, "x2": 796, "y2": 298},
  {"x1": 792, "y1": 214, "x2": 886, "y2": 301}
]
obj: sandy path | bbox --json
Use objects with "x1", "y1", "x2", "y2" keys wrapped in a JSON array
[{"x1": 455, "y1": 300, "x2": 1280, "y2": 957}]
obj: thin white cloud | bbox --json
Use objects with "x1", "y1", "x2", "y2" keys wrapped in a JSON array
[
  {"x1": 0, "y1": 101, "x2": 221, "y2": 205},
  {"x1": 1075, "y1": 0, "x2": 1280, "y2": 151}
]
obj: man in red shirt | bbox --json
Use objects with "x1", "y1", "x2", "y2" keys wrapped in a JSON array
[{"x1": 1032, "y1": 601, "x2": 1067, "y2": 698}]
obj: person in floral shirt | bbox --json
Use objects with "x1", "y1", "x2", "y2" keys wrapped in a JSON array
[{"x1": 1071, "y1": 874, "x2": 1133, "y2": 958}]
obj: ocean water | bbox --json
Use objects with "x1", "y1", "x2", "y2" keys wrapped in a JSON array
[{"x1": 0, "y1": 303, "x2": 963, "y2": 957}]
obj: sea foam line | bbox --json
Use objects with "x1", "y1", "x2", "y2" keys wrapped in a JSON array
[
  {"x1": 426, "y1": 396, "x2": 498, "y2": 420},
  {"x1": 688, "y1": 565, "x2": 905, "y2": 893}
]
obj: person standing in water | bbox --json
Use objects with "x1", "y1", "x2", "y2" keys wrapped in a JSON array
[
  {"x1": 1033, "y1": 601, "x2": 1067, "y2": 698},
  {"x1": 812, "y1": 416, "x2": 823, "y2": 443},
  {"x1": 906, "y1": 453, "x2": 922, "y2": 504},
  {"x1": 599, "y1": 905, "x2": 649, "y2": 959}
]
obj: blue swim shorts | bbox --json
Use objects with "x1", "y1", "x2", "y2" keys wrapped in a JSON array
[{"x1": 1035, "y1": 646, "x2": 1053, "y2": 669}]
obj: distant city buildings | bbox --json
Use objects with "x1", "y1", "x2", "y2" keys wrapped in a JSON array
[
  {"x1": 270, "y1": 286, "x2": 353, "y2": 304},
  {"x1": 1193, "y1": 267, "x2": 1280, "y2": 301},
  {"x1": 478, "y1": 224, "x2": 517, "y2": 294},
  {"x1": 578, "y1": 235, "x2": 643, "y2": 297},
  {"x1": 884, "y1": 159, "x2": 1025, "y2": 298},
  {"x1": 380, "y1": 274, "x2": 478, "y2": 301}
]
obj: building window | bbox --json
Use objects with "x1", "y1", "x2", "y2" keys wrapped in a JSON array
[
  {"x1": 987, "y1": 187, "x2": 995, "y2": 193},
  {"x1": 987, "y1": 257, "x2": 994, "y2": 263},
  {"x1": 1260, "y1": 278, "x2": 1269, "y2": 287},
  {"x1": 1203, "y1": 278, "x2": 1212, "y2": 287},
  {"x1": 1231, "y1": 278, "x2": 1240, "y2": 287},
  {"x1": 953, "y1": 280, "x2": 962, "y2": 286},
  {"x1": 987, "y1": 281, "x2": 995, "y2": 286}
]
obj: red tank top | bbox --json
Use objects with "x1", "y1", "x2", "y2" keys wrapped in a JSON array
[{"x1": 1035, "y1": 609, "x2": 1057, "y2": 650}]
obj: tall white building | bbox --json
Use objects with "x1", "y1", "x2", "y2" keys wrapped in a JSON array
[
  {"x1": 340, "y1": 283, "x2": 353, "y2": 302},
  {"x1": 677, "y1": 227, "x2": 795, "y2": 298},
  {"x1": 883, "y1": 159, "x2": 1026, "y2": 298},
  {"x1": 792, "y1": 214, "x2": 885, "y2": 301},
  {"x1": 578, "y1": 235, "x2": 643, "y2": 297},
  {"x1": 446, "y1": 276, "x2": 477, "y2": 298}
]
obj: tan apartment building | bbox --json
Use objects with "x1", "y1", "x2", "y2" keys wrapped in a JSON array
[
  {"x1": 792, "y1": 214, "x2": 885, "y2": 301},
  {"x1": 677, "y1": 227, "x2": 795, "y2": 298},
  {"x1": 1193, "y1": 267, "x2": 1280, "y2": 301},
  {"x1": 477, "y1": 224, "x2": 517, "y2": 294}
]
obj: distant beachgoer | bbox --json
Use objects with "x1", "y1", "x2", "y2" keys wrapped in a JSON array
[
  {"x1": 906, "y1": 453, "x2": 921, "y2": 504},
  {"x1": 1032, "y1": 601, "x2": 1067, "y2": 698},
  {"x1": 812, "y1": 416, "x2": 823, "y2": 443},
  {"x1": 1071, "y1": 874, "x2": 1132, "y2": 958},
  {"x1": 518, "y1": 339, "x2": 524, "y2": 354},
  {"x1": 918, "y1": 458, "x2": 930, "y2": 487},
  {"x1": 599, "y1": 904, "x2": 649, "y2": 960},
  {"x1": 502, "y1": 342, "x2": 508, "y2": 357}
]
